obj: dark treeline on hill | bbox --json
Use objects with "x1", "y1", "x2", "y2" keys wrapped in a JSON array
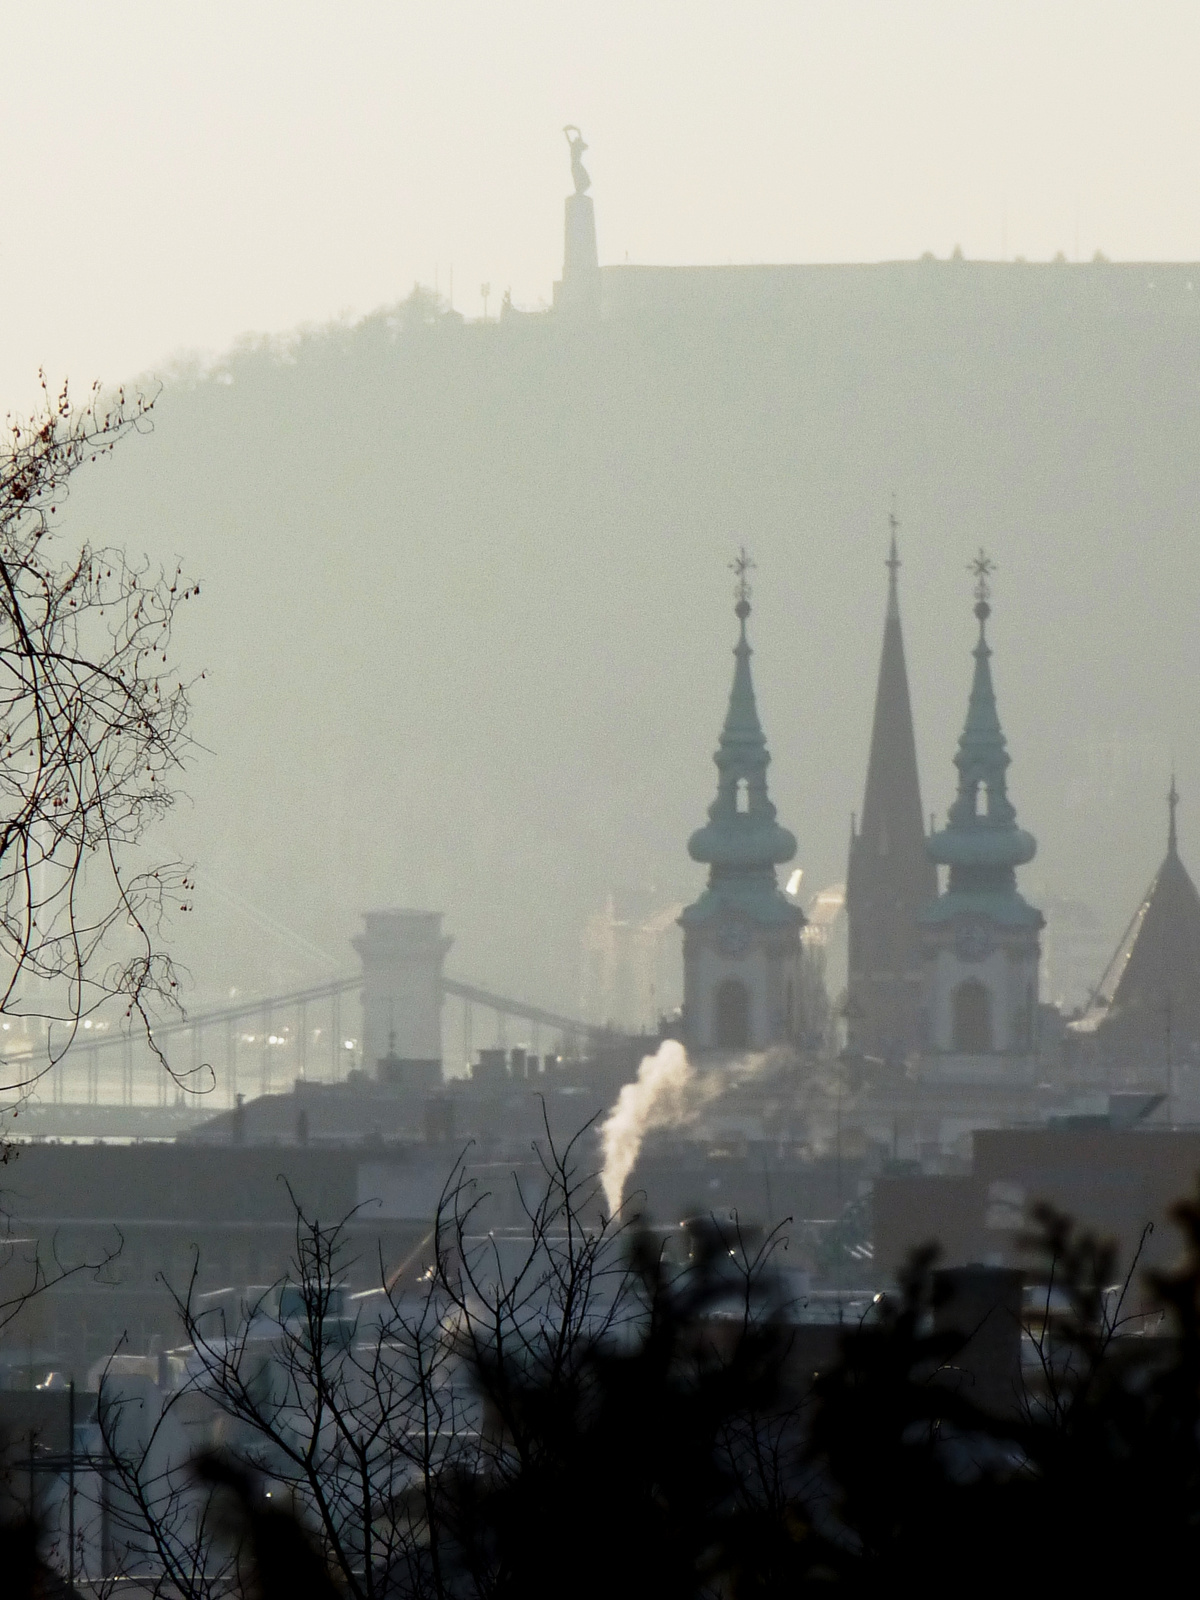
[{"x1": 64, "y1": 264, "x2": 1200, "y2": 1012}]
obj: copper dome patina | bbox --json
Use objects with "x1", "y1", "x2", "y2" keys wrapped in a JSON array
[
  {"x1": 681, "y1": 563, "x2": 801, "y2": 934},
  {"x1": 923, "y1": 553, "x2": 1041, "y2": 931}
]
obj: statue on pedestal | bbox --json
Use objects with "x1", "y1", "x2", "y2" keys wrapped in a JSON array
[
  {"x1": 563, "y1": 125, "x2": 591, "y2": 196},
  {"x1": 554, "y1": 125, "x2": 600, "y2": 317}
]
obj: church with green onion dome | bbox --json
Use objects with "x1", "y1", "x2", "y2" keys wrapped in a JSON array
[
  {"x1": 918, "y1": 551, "x2": 1044, "y2": 1083},
  {"x1": 679, "y1": 552, "x2": 804, "y2": 1054}
]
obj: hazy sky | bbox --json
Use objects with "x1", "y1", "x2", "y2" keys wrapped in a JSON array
[{"x1": 2, "y1": 2, "x2": 1198, "y2": 405}]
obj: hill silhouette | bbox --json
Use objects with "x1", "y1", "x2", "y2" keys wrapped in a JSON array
[{"x1": 60, "y1": 261, "x2": 1200, "y2": 1030}]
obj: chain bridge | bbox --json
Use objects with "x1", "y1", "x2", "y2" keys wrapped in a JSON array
[{"x1": 0, "y1": 972, "x2": 601, "y2": 1113}]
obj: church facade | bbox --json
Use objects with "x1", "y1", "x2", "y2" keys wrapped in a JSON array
[
  {"x1": 680, "y1": 546, "x2": 1048, "y2": 1099},
  {"x1": 917, "y1": 558, "x2": 1043, "y2": 1085},
  {"x1": 679, "y1": 565, "x2": 804, "y2": 1055},
  {"x1": 670, "y1": 531, "x2": 1200, "y2": 1148}
]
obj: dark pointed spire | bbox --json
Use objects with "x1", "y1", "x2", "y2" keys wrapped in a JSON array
[
  {"x1": 845, "y1": 515, "x2": 937, "y2": 1057},
  {"x1": 1091, "y1": 783, "x2": 1200, "y2": 1075},
  {"x1": 886, "y1": 507, "x2": 901, "y2": 621},
  {"x1": 853, "y1": 516, "x2": 929, "y2": 867}
]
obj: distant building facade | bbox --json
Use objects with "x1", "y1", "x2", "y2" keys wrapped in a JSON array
[
  {"x1": 875, "y1": 1121, "x2": 1198, "y2": 1293},
  {"x1": 845, "y1": 527, "x2": 937, "y2": 1062},
  {"x1": 679, "y1": 569, "x2": 804, "y2": 1054},
  {"x1": 918, "y1": 561, "x2": 1043, "y2": 1084},
  {"x1": 580, "y1": 892, "x2": 683, "y2": 1032},
  {"x1": 0, "y1": 1145, "x2": 434, "y2": 1378}
]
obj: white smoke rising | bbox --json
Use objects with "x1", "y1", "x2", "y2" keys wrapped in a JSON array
[
  {"x1": 599, "y1": 1041, "x2": 700, "y2": 1216},
  {"x1": 599, "y1": 1042, "x2": 792, "y2": 1216}
]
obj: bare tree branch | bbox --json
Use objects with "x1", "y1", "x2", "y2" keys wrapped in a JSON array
[{"x1": 0, "y1": 375, "x2": 199, "y2": 1094}]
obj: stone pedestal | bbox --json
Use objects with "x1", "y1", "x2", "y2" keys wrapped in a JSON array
[
  {"x1": 553, "y1": 194, "x2": 601, "y2": 319},
  {"x1": 351, "y1": 910, "x2": 452, "y2": 1079}
]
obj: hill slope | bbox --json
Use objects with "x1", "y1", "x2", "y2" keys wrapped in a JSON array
[{"x1": 64, "y1": 261, "x2": 1200, "y2": 1022}]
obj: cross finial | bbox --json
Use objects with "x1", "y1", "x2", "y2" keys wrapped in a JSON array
[
  {"x1": 969, "y1": 547, "x2": 995, "y2": 627},
  {"x1": 1169, "y1": 774, "x2": 1180, "y2": 856},
  {"x1": 730, "y1": 546, "x2": 755, "y2": 620},
  {"x1": 885, "y1": 505, "x2": 901, "y2": 618},
  {"x1": 969, "y1": 547, "x2": 995, "y2": 603}
]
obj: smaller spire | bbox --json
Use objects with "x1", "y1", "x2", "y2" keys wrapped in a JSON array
[
  {"x1": 927, "y1": 550, "x2": 1036, "y2": 883},
  {"x1": 719, "y1": 546, "x2": 763, "y2": 755},
  {"x1": 1169, "y1": 775, "x2": 1180, "y2": 857},
  {"x1": 947, "y1": 548, "x2": 1013, "y2": 832},
  {"x1": 886, "y1": 507, "x2": 901, "y2": 621},
  {"x1": 687, "y1": 549, "x2": 796, "y2": 876}
]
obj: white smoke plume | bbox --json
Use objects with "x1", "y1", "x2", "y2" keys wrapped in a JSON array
[
  {"x1": 599, "y1": 1042, "x2": 794, "y2": 1216},
  {"x1": 599, "y1": 1039, "x2": 763, "y2": 1215},
  {"x1": 599, "y1": 1041, "x2": 697, "y2": 1216}
]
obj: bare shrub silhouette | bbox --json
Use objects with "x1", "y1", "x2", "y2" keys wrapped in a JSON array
[
  {"x1": 76, "y1": 1150, "x2": 1200, "y2": 1596},
  {"x1": 0, "y1": 376, "x2": 198, "y2": 1094}
]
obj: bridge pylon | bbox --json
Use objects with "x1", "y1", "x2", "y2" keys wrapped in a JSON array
[{"x1": 351, "y1": 910, "x2": 452, "y2": 1078}]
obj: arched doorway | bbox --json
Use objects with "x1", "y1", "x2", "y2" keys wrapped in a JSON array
[
  {"x1": 715, "y1": 979, "x2": 751, "y2": 1050},
  {"x1": 953, "y1": 979, "x2": 992, "y2": 1053}
]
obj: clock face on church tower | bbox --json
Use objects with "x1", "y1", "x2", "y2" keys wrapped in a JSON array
[{"x1": 716, "y1": 918, "x2": 752, "y2": 959}]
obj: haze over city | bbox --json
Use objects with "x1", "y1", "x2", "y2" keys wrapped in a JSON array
[
  {"x1": 0, "y1": 3, "x2": 1193, "y2": 1023},
  {"x1": 2, "y1": 12, "x2": 1200, "y2": 1585},
  {"x1": 3, "y1": 2, "x2": 1200, "y2": 394}
]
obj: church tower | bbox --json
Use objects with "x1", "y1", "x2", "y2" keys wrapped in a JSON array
[
  {"x1": 1089, "y1": 783, "x2": 1200, "y2": 1082},
  {"x1": 680, "y1": 555, "x2": 804, "y2": 1054},
  {"x1": 918, "y1": 553, "x2": 1043, "y2": 1082},
  {"x1": 845, "y1": 519, "x2": 937, "y2": 1061}
]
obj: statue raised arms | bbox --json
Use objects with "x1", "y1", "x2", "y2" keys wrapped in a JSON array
[{"x1": 563, "y1": 125, "x2": 591, "y2": 196}]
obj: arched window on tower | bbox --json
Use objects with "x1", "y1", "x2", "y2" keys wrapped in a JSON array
[
  {"x1": 736, "y1": 778, "x2": 749, "y2": 814},
  {"x1": 953, "y1": 979, "x2": 992, "y2": 1053},
  {"x1": 715, "y1": 978, "x2": 750, "y2": 1050}
]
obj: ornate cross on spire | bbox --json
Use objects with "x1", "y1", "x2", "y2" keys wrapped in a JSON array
[
  {"x1": 1169, "y1": 774, "x2": 1180, "y2": 856},
  {"x1": 969, "y1": 548, "x2": 995, "y2": 602},
  {"x1": 730, "y1": 546, "x2": 756, "y2": 619},
  {"x1": 969, "y1": 548, "x2": 995, "y2": 626}
]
